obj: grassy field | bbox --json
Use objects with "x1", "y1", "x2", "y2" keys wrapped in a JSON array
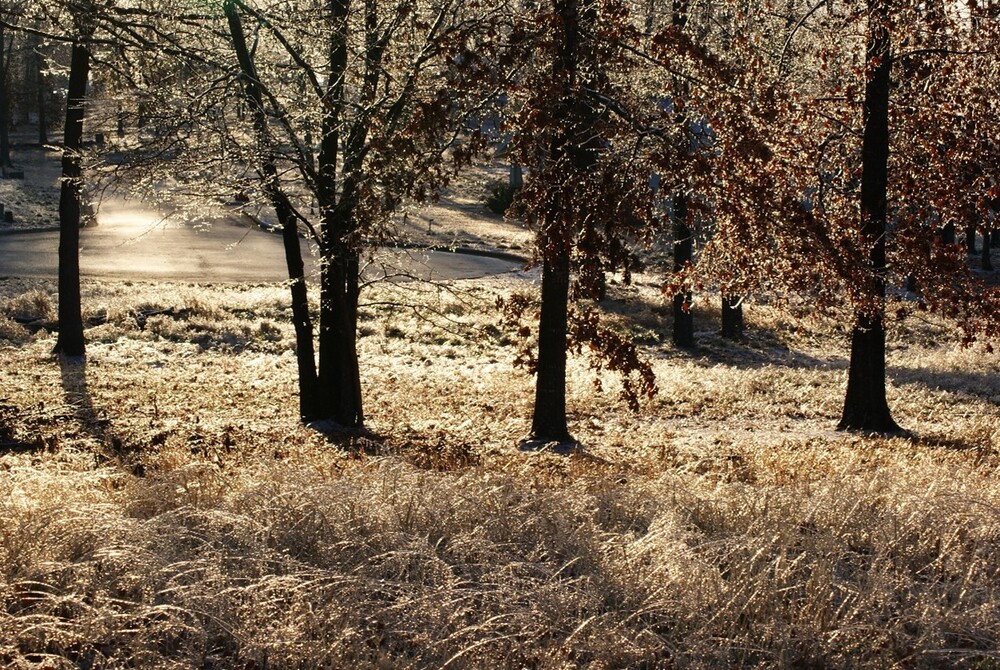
[{"x1": 2, "y1": 275, "x2": 1000, "y2": 669}]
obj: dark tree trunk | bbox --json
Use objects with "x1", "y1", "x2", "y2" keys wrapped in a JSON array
[
  {"x1": 721, "y1": 295, "x2": 744, "y2": 339},
  {"x1": 510, "y1": 163, "x2": 523, "y2": 190},
  {"x1": 983, "y1": 226, "x2": 993, "y2": 271},
  {"x1": 225, "y1": 1, "x2": 321, "y2": 420},
  {"x1": 966, "y1": 223, "x2": 977, "y2": 254},
  {"x1": 839, "y1": 1, "x2": 901, "y2": 434},
  {"x1": 940, "y1": 221, "x2": 956, "y2": 245},
  {"x1": 318, "y1": 238, "x2": 363, "y2": 427},
  {"x1": 306, "y1": 0, "x2": 366, "y2": 430},
  {"x1": 35, "y1": 36, "x2": 47, "y2": 146},
  {"x1": 671, "y1": 0, "x2": 694, "y2": 349},
  {"x1": 281, "y1": 218, "x2": 321, "y2": 421},
  {"x1": 526, "y1": 0, "x2": 594, "y2": 444},
  {"x1": 54, "y1": 41, "x2": 89, "y2": 357},
  {"x1": 672, "y1": 193, "x2": 694, "y2": 347},
  {"x1": 532, "y1": 249, "x2": 572, "y2": 442},
  {"x1": 0, "y1": 23, "x2": 11, "y2": 170}
]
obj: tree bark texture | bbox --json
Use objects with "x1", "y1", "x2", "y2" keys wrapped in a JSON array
[
  {"x1": 839, "y1": 2, "x2": 901, "y2": 433},
  {"x1": 54, "y1": 41, "x2": 89, "y2": 357},
  {"x1": 225, "y1": 2, "x2": 321, "y2": 420},
  {"x1": 318, "y1": 239, "x2": 364, "y2": 427}
]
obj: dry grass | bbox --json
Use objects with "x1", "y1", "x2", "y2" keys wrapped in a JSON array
[{"x1": 2, "y1": 276, "x2": 1000, "y2": 669}]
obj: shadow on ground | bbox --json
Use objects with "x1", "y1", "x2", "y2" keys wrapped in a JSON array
[{"x1": 594, "y1": 289, "x2": 844, "y2": 371}]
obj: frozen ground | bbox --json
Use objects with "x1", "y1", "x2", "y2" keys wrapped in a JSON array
[{"x1": 0, "y1": 144, "x2": 62, "y2": 231}]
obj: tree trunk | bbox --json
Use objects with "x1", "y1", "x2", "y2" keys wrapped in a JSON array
[
  {"x1": 509, "y1": 163, "x2": 523, "y2": 189},
  {"x1": 281, "y1": 218, "x2": 322, "y2": 421},
  {"x1": 318, "y1": 239, "x2": 364, "y2": 427},
  {"x1": 532, "y1": 248, "x2": 572, "y2": 442},
  {"x1": 307, "y1": 0, "x2": 365, "y2": 430},
  {"x1": 225, "y1": 1, "x2": 321, "y2": 420},
  {"x1": 672, "y1": 193, "x2": 695, "y2": 347},
  {"x1": 34, "y1": 34, "x2": 47, "y2": 146},
  {"x1": 966, "y1": 222, "x2": 977, "y2": 254},
  {"x1": 721, "y1": 294, "x2": 744, "y2": 339},
  {"x1": 54, "y1": 41, "x2": 89, "y2": 357},
  {"x1": 526, "y1": 0, "x2": 597, "y2": 444},
  {"x1": 671, "y1": 0, "x2": 694, "y2": 349},
  {"x1": 940, "y1": 221, "x2": 956, "y2": 245},
  {"x1": 983, "y1": 226, "x2": 993, "y2": 271},
  {"x1": 0, "y1": 23, "x2": 11, "y2": 170},
  {"x1": 839, "y1": 1, "x2": 901, "y2": 434}
]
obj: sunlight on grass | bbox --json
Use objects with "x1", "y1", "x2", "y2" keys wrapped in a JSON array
[{"x1": 1, "y1": 276, "x2": 999, "y2": 668}]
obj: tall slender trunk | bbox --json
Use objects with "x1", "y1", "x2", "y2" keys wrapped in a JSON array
[
  {"x1": 983, "y1": 225, "x2": 993, "y2": 271},
  {"x1": 839, "y1": 1, "x2": 901, "y2": 433},
  {"x1": 532, "y1": 248, "x2": 572, "y2": 442},
  {"x1": 966, "y1": 222, "x2": 978, "y2": 254},
  {"x1": 671, "y1": 0, "x2": 694, "y2": 348},
  {"x1": 0, "y1": 23, "x2": 10, "y2": 170},
  {"x1": 34, "y1": 33, "x2": 47, "y2": 146},
  {"x1": 672, "y1": 193, "x2": 694, "y2": 347},
  {"x1": 54, "y1": 41, "x2": 89, "y2": 357},
  {"x1": 225, "y1": 1, "x2": 320, "y2": 420},
  {"x1": 528, "y1": 0, "x2": 592, "y2": 443},
  {"x1": 311, "y1": 0, "x2": 365, "y2": 429}
]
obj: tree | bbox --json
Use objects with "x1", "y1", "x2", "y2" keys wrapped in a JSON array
[
  {"x1": 53, "y1": 9, "x2": 92, "y2": 358},
  {"x1": 223, "y1": 0, "x2": 320, "y2": 420},
  {"x1": 527, "y1": 0, "x2": 594, "y2": 443},
  {"x1": 659, "y1": 0, "x2": 1000, "y2": 433},
  {"x1": 838, "y1": 0, "x2": 899, "y2": 432},
  {"x1": 669, "y1": 0, "x2": 694, "y2": 348},
  {"x1": 182, "y1": 0, "x2": 499, "y2": 427},
  {"x1": 29, "y1": 29, "x2": 48, "y2": 145},
  {"x1": 502, "y1": 0, "x2": 660, "y2": 443}
]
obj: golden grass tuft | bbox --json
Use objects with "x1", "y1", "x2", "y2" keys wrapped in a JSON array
[{"x1": 1, "y1": 276, "x2": 1000, "y2": 668}]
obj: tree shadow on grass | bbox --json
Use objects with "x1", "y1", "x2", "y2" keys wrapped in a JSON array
[
  {"x1": 883, "y1": 366, "x2": 999, "y2": 452},
  {"x1": 307, "y1": 420, "x2": 389, "y2": 454},
  {"x1": 309, "y1": 421, "x2": 490, "y2": 470},
  {"x1": 1, "y1": 356, "x2": 115, "y2": 455},
  {"x1": 595, "y1": 290, "x2": 845, "y2": 371},
  {"x1": 888, "y1": 365, "x2": 1000, "y2": 404},
  {"x1": 906, "y1": 433, "x2": 993, "y2": 453},
  {"x1": 59, "y1": 355, "x2": 117, "y2": 450}
]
